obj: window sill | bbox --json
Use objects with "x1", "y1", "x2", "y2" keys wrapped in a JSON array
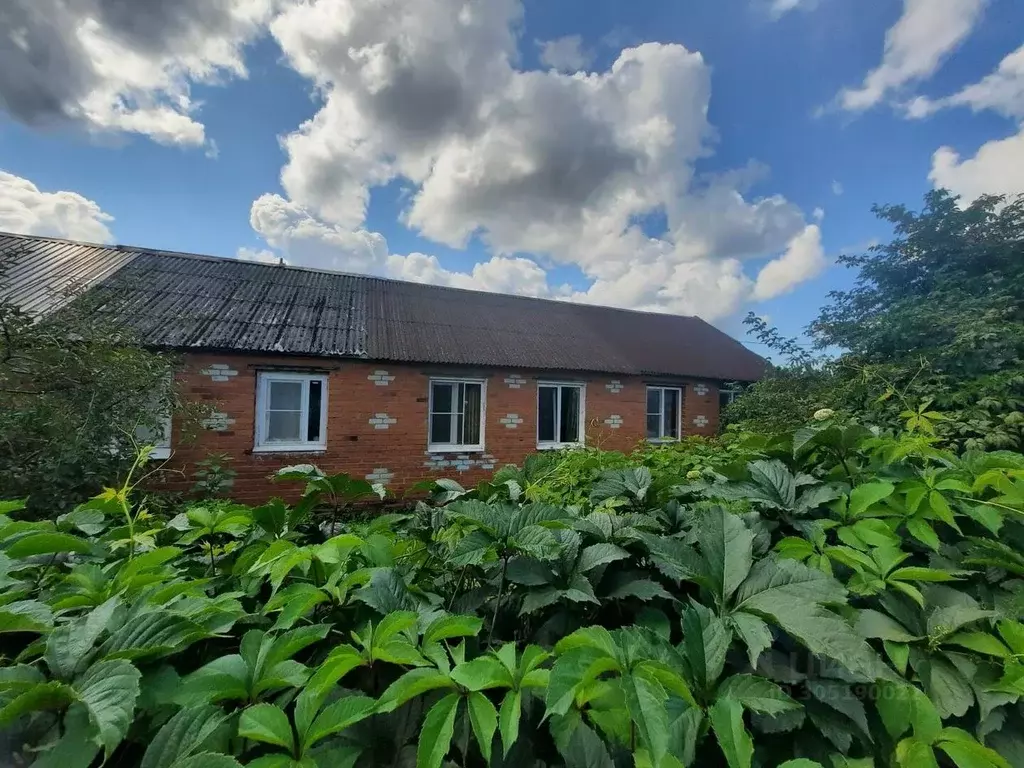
[
  {"x1": 537, "y1": 442, "x2": 585, "y2": 451},
  {"x1": 148, "y1": 447, "x2": 172, "y2": 461},
  {"x1": 646, "y1": 437, "x2": 680, "y2": 445},
  {"x1": 252, "y1": 444, "x2": 327, "y2": 454},
  {"x1": 427, "y1": 445, "x2": 486, "y2": 454}
]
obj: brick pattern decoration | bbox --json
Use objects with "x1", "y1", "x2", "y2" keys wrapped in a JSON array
[{"x1": 161, "y1": 355, "x2": 724, "y2": 503}]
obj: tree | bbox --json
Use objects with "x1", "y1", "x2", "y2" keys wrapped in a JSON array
[
  {"x1": 729, "y1": 190, "x2": 1024, "y2": 449},
  {"x1": 0, "y1": 290, "x2": 182, "y2": 516}
]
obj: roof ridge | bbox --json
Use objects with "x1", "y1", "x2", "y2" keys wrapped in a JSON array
[{"x1": 0, "y1": 230, "x2": 704, "y2": 322}]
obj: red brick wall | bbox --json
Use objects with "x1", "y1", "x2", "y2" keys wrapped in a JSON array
[{"x1": 162, "y1": 354, "x2": 722, "y2": 504}]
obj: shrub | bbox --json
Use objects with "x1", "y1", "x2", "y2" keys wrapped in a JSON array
[
  {"x1": 0, "y1": 293, "x2": 185, "y2": 517},
  {"x1": 1, "y1": 422, "x2": 1022, "y2": 766}
]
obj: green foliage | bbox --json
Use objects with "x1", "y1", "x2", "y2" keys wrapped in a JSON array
[
  {"x1": 730, "y1": 189, "x2": 1024, "y2": 452},
  {"x1": 3, "y1": 423, "x2": 1024, "y2": 766},
  {"x1": 0, "y1": 290, "x2": 188, "y2": 516}
]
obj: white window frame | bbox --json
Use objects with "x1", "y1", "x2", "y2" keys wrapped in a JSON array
[
  {"x1": 537, "y1": 381, "x2": 586, "y2": 450},
  {"x1": 254, "y1": 371, "x2": 329, "y2": 453},
  {"x1": 146, "y1": 412, "x2": 173, "y2": 460},
  {"x1": 719, "y1": 384, "x2": 742, "y2": 408},
  {"x1": 646, "y1": 386, "x2": 683, "y2": 442},
  {"x1": 427, "y1": 377, "x2": 487, "y2": 453}
]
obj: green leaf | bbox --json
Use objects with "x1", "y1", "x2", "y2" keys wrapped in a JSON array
[
  {"x1": 141, "y1": 705, "x2": 227, "y2": 768},
  {"x1": 102, "y1": 610, "x2": 211, "y2": 661},
  {"x1": 622, "y1": 672, "x2": 670, "y2": 766},
  {"x1": 605, "y1": 578, "x2": 673, "y2": 602},
  {"x1": 944, "y1": 631, "x2": 1011, "y2": 657},
  {"x1": 896, "y1": 738, "x2": 939, "y2": 768},
  {"x1": 171, "y1": 754, "x2": 243, "y2": 768},
  {"x1": 717, "y1": 675, "x2": 801, "y2": 715},
  {"x1": 7, "y1": 532, "x2": 92, "y2": 558},
  {"x1": 919, "y1": 657, "x2": 975, "y2": 719},
  {"x1": 709, "y1": 697, "x2": 754, "y2": 768},
  {"x1": 498, "y1": 690, "x2": 521, "y2": 757},
  {"x1": 729, "y1": 612, "x2": 773, "y2": 669},
  {"x1": 778, "y1": 762, "x2": 823, "y2": 768},
  {"x1": 416, "y1": 693, "x2": 460, "y2": 768},
  {"x1": 376, "y1": 668, "x2": 457, "y2": 713},
  {"x1": 875, "y1": 682, "x2": 941, "y2": 743},
  {"x1": 848, "y1": 482, "x2": 895, "y2": 518},
  {"x1": 467, "y1": 691, "x2": 498, "y2": 763},
  {"x1": 46, "y1": 597, "x2": 118, "y2": 679},
  {"x1": 0, "y1": 681, "x2": 75, "y2": 725},
  {"x1": 577, "y1": 543, "x2": 630, "y2": 573},
  {"x1": 854, "y1": 609, "x2": 919, "y2": 642},
  {"x1": 0, "y1": 599, "x2": 54, "y2": 635},
  {"x1": 906, "y1": 518, "x2": 941, "y2": 551},
  {"x1": 683, "y1": 603, "x2": 729, "y2": 693},
  {"x1": 936, "y1": 728, "x2": 1011, "y2": 768},
  {"x1": 699, "y1": 507, "x2": 754, "y2": 604},
  {"x1": 30, "y1": 704, "x2": 99, "y2": 768},
  {"x1": 734, "y1": 558, "x2": 894, "y2": 682},
  {"x1": 450, "y1": 656, "x2": 513, "y2": 691},
  {"x1": 77, "y1": 659, "x2": 142, "y2": 758},
  {"x1": 239, "y1": 703, "x2": 294, "y2": 751},
  {"x1": 422, "y1": 614, "x2": 483, "y2": 645},
  {"x1": 304, "y1": 695, "x2": 375, "y2": 750}
]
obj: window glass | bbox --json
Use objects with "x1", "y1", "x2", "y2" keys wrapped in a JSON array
[
  {"x1": 664, "y1": 388, "x2": 680, "y2": 439},
  {"x1": 646, "y1": 388, "x2": 662, "y2": 439},
  {"x1": 538, "y1": 386, "x2": 556, "y2": 443},
  {"x1": 269, "y1": 380, "x2": 303, "y2": 411},
  {"x1": 647, "y1": 386, "x2": 682, "y2": 440},
  {"x1": 462, "y1": 383, "x2": 482, "y2": 444},
  {"x1": 560, "y1": 386, "x2": 581, "y2": 443},
  {"x1": 307, "y1": 380, "x2": 323, "y2": 442},
  {"x1": 429, "y1": 380, "x2": 484, "y2": 447},
  {"x1": 539, "y1": 384, "x2": 583, "y2": 445},
  {"x1": 268, "y1": 410, "x2": 302, "y2": 442}
]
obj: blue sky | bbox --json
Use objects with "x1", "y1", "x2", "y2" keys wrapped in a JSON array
[{"x1": 2, "y1": 0, "x2": 1023, "y2": 353}]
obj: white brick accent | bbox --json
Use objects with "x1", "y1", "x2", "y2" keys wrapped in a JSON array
[
  {"x1": 200, "y1": 363, "x2": 239, "y2": 383},
  {"x1": 693, "y1": 415, "x2": 710, "y2": 428},
  {"x1": 368, "y1": 413, "x2": 397, "y2": 430},
  {"x1": 201, "y1": 411, "x2": 236, "y2": 431},
  {"x1": 504, "y1": 374, "x2": 527, "y2": 389},
  {"x1": 603, "y1": 414, "x2": 623, "y2": 429},
  {"x1": 366, "y1": 467, "x2": 394, "y2": 484},
  {"x1": 693, "y1": 383, "x2": 710, "y2": 396},
  {"x1": 368, "y1": 369, "x2": 395, "y2": 386},
  {"x1": 606, "y1": 379, "x2": 624, "y2": 394},
  {"x1": 499, "y1": 413, "x2": 524, "y2": 429}
]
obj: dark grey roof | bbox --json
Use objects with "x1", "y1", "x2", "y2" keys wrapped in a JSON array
[{"x1": 0, "y1": 232, "x2": 765, "y2": 381}]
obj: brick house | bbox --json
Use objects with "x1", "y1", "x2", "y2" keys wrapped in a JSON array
[{"x1": 2, "y1": 232, "x2": 765, "y2": 502}]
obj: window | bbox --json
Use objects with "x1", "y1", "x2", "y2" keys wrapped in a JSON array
[
  {"x1": 135, "y1": 380, "x2": 173, "y2": 460},
  {"x1": 255, "y1": 372, "x2": 328, "y2": 452},
  {"x1": 429, "y1": 379, "x2": 485, "y2": 450},
  {"x1": 646, "y1": 386, "x2": 682, "y2": 441},
  {"x1": 538, "y1": 383, "x2": 585, "y2": 448},
  {"x1": 719, "y1": 383, "x2": 743, "y2": 410},
  {"x1": 136, "y1": 411, "x2": 172, "y2": 460}
]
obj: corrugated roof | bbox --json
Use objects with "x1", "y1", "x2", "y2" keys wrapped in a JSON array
[{"x1": 0, "y1": 231, "x2": 765, "y2": 381}]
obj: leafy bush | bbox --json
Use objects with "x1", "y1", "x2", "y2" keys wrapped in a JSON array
[
  {"x1": 0, "y1": 292, "x2": 188, "y2": 516},
  {"x1": 2, "y1": 422, "x2": 1024, "y2": 767},
  {"x1": 731, "y1": 189, "x2": 1024, "y2": 451}
]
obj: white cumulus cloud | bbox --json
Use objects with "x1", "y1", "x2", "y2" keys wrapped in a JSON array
[
  {"x1": 753, "y1": 224, "x2": 826, "y2": 300},
  {"x1": 907, "y1": 42, "x2": 1024, "y2": 119},
  {"x1": 249, "y1": 0, "x2": 825, "y2": 322},
  {"x1": 0, "y1": 170, "x2": 114, "y2": 242},
  {"x1": 0, "y1": 0, "x2": 272, "y2": 148},
  {"x1": 838, "y1": 0, "x2": 987, "y2": 112},
  {"x1": 930, "y1": 127, "x2": 1024, "y2": 203}
]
